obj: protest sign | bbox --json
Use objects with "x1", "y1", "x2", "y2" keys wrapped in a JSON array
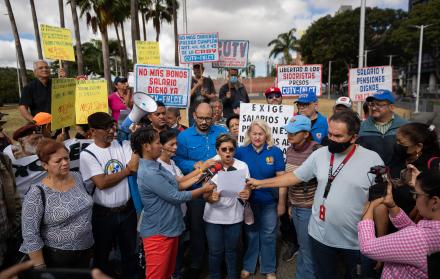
[
  {"x1": 75, "y1": 80, "x2": 108, "y2": 124},
  {"x1": 51, "y1": 78, "x2": 76, "y2": 130},
  {"x1": 238, "y1": 103, "x2": 294, "y2": 156},
  {"x1": 349, "y1": 66, "x2": 393, "y2": 101},
  {"x1": 40, "y1": 24, "x2": 75, "y2": 61},
  {"x1": 178, "y1": 32, "x2": 219, "y2": 64},
  {"x1": 212, "y1": 40, "x2": 249, "y2": 69},
  {"x1": 135, "y1": 64, "x2": 191, "y2": 108},
  {"x1": 277, "y1": 64, "x2": 322, "y2": 97},
  {"x1": 136, "y1": 41, "x2": 160, "y2": 65}
]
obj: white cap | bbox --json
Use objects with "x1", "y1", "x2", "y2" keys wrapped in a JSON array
[{"x1": 335, "y1": 96, "x2": 352, "y2": 108}]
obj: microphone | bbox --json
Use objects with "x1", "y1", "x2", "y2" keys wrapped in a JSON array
[{"x1": 195, "y1": 162, "x2": 223, "y2": 184}]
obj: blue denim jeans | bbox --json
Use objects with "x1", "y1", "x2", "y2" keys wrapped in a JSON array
[
  {"x1": 205, "y1": 222, "x2": 242, "y2": 279},
  {"x1": 291, "y1": 207, "x2": 316, "y2": 279},
  {"x1": 311, "y1": 237, "x2": 370, "y2": 279},
  {"x1": 243, "y1": 202, "x2": 277, "y2": 274}
]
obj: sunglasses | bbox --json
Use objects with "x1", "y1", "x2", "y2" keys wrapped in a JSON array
[
  {"x1": 220, "y1": 147, "x2": 235, "y2": 153},
  {"x1": 267, "y1": 93, "x2": 282, "y2": 99}
]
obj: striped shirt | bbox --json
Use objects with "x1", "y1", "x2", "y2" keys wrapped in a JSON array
[
  {"x1": 286, "y1": 141, "x2": 320, "y2": 208},
  {"x1": 373, "y1": 116, "x2": 394, "y2": 135},
  {"x1": 358, "y1": 209, "x2": 440, "y2": 279}
]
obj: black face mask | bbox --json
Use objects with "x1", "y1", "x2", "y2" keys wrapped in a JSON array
[
  {"x1": 328, "y1": 138, "x2": 352, "y2": 154},
  {"x1": 394, "y1": 143, "x2": 409, "y2": 159}
]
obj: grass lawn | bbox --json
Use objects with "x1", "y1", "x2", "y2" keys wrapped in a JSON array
[{"x1": 0, "y1": 98, "x2": 411, "y2": 139}]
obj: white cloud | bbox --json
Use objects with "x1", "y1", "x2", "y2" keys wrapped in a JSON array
[{"x1": 0, "y1": 0, "x2": 408, "y2": 77}]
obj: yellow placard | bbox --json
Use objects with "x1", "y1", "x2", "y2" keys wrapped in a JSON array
[
  {"x1": 51, "y1": 78, "x2": 76, "y2": 130},
  {"x1": 75, "y1": 80, "x2": 108, "y2": 124},
  {"x1": 136, "y1": 41, "x2": 160, "y2": 65},
  {"x1": 40, "y1": 24, "x2": 75, "y2": 61}
]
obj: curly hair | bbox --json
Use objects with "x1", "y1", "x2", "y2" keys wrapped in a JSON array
[{"x1": 130, "y1": 127, "x2": 158, "y2": 155}]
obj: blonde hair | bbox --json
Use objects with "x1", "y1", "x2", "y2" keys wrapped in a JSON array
[{"x1": 243, "y1": 119, "x2": 274, "y2": 148}]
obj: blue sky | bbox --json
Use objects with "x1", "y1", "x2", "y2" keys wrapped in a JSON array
[{"x1": 0, "y1": 0, "x2": 408, "y2": 77}]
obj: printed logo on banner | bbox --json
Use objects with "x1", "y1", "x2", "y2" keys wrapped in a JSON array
[
  {"x1": 238, "y1": 103, "x2": 294, "y2": 157},
  {"x1": 276, "y1": 64, "x2": 322, "y2": 97},
  {"x1": 178, "y1": 32, "x2": 219, "y2": 64},
  {"x1": 135, "y1": 64, "x2": 191, "y2": 108},
  {"x1": 212, "y1": 40, "x2": 249, "y2": 69},
  {"x1": 349, "y1": 66, "x2": 393, "y2": 102}
]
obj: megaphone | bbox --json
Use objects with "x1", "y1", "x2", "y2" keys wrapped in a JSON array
[{"x1": 127, "y1": 92, "x2": 158, "y2": 122}]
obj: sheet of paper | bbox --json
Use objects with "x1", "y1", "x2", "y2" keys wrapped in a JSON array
[{"x1": 216, "y1": 169, "x2": 246, "y2": 197}]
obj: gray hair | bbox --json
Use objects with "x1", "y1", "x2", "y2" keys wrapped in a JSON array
[{"x1": 33, "y1": 60, "x2": 48, "y2": 71}]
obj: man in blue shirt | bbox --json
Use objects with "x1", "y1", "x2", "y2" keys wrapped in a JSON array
[
  {"x1": 295, "y1": 92, "x2": 328, "y2": 144},
  {"x1": 174, "y1": 102, "x2": 228, "y2": 278}
]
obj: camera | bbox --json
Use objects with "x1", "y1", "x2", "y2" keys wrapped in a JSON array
[{"x1": 368, "y1": 165, "x2": 389, "y2": 201}]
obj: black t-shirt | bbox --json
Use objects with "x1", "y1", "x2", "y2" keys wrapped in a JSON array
[{"x1": 19, "y1": 79, "x2": 52, "y2": 116}]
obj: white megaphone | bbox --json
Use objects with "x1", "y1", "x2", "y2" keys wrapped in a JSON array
[{"x1": 128, "y1": 92, "x2": 158, "y2": 122}]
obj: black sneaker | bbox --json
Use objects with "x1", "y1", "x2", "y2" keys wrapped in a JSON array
[{"x1": 282, "y1": 243, "x2": 299, "y2": 262}]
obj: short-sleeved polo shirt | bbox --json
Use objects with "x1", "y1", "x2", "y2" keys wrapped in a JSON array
[
  {"x1": 235, "y1": 144, "x2": 285, "y2": 204},
  {"x1": 19, "y1": 79, "x2": 52, "y2": 116}
]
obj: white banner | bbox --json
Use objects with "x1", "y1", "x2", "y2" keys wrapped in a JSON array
[
  {"x1": 349, "y1": 66, "x2": 393, "y2": 102},
  {"x1": 238, "y1": 103, "x2": 294, "y2": 156},
  {"x1": 135, "y1": 64, "x2": 191, "y2": 108},
  {"x1": 212, "y1": 40, "x2": 249, "y2": 69},
  {"x1": 178, "y1": 32, "x2": 219, "y2": 64},
  {"x1": 277, "y1": 64, "x2": 322, "y2": 97}
]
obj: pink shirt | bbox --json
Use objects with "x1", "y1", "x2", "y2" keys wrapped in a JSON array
[
  {"x1": 358, "y1": 210, "x2": 440, "y2": 279},
  {"x1": 108, "y1": 92, "x2": 128, "y2": 122}
]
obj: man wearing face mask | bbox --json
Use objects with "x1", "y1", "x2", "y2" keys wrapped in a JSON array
[
  {"x1": 219, "y1": 68, "x2": 250, "y2": 119},
  {"x1": 357, "y1": 89, "x2": 407, "y2": 172},
  {"x1": 189, "y1": 63, "x2": 216, "y2": 126},
  {"x1": 246, "y1": 110, "x2": 384, "y2": 278},
  {"x1": 295, "y1": 92, "x2": 328, "y2": 144}
]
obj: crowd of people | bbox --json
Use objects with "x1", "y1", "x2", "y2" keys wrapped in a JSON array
[{"x1": 0, "y1": 60, "x2": 440, "y2": 279}]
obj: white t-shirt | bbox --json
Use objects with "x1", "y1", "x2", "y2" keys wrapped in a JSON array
[
  {"x1": 3, "y1": 145, "x2": 46, "y2": 198},
  {"x1": 157, "y1": 158, "x2": 187, "y2": 217},
  {"x1": 203, "y1": 158, "x2": 250, "y2": 225},
  {"x1": 294, "y1": 145, "x2": 384, "y2": 250},
  {"x1": 79, "y1": 140, "x2": 132, "y2": 208}
]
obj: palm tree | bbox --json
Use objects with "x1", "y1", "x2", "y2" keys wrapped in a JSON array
[
  {"x1": 69, "y1": 0, "x2": 84, "y2": 75},
  {"x1": 139, "y1": 0, "x2": 151, "y2": 41},
  {"x1": 78, "y1": 0, "x2": 116, "y2": 92},
  {"x1": 145, "y1": 0, "x2": 174, "y2": 42},
  {"x1": 4, "y1": 0, "x2": 28, "y2": 87},
  {"x1": 131, "y1": 0, "x2": 140, "y2": 63},
  {"x1": 268, "y1": 28, "x2": 298, "y2": 65},
  {"x1": 29, "y1": 0, "x2": 43, "y2": 59},
  {"x1": 172, "y1": 0, "x2": 178, "y2": 66},
  {"x1": 59, "y1": 0, "x2": 65, "y2": 27},
  {"x1": 111, "y1": 1, "x2": 130, "y2": 76}
]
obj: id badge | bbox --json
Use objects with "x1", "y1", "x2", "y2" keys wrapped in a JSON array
[{"x1": 319, "y1": 204, "x2": 326, "y2": 221}]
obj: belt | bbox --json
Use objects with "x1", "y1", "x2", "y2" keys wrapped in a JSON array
[
  {"x1": 93, "y1": 199, "x2": 133, "y2": 214},
  {"x1": 44, "y1": 246, "x2": 92, "y2": 256}
]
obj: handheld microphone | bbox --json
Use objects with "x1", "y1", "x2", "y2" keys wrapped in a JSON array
[{"x1": 195, "y1": 162, "x2": 223, "y2": 184}]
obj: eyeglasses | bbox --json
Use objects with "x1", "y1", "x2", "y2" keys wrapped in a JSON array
[
  {"x1": 220, "y1": 147, "x2": 235, "y2": 153},
  {"x1": 410, "y1": 190, "x2": 430, "y2": 200},
  {"x1": 368, "y1": 102, "x2": 389, "y2": 109},
  {"x1": 96, "y1": 125, "x2": 116, "y2": 132},
  {"x1": 296, "y1": 103, "x2": 311, "y2": 109},
  {"x1": 267, "y1": 93, "x2": 282, "y2": 99},
  {"x1": 196, "y1": 116, "x2": 213, "y2": 123}
]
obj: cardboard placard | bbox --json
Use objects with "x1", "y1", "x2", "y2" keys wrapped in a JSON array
[
  {"x1": 178, "y1": 32, "x2": 219, "y2": 64},
  {"x1": 349, "y1": 66, "x2": 393, "y2": 101},
  {"x1": 135, "y1": 40, "x2": 160, "y2": 65},
  {"x1": 277, "y1": 64, "x2": 322, "y2": 97},
  {"x1": 212, "y1": 40, "x2": 249, "y2": 69},
  {"x1": 40, "y1": 24, "x2": 75, "y2": 61}
]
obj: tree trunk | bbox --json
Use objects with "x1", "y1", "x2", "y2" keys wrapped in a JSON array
[
  {"x1": 131, "y1": 0, "x2": 138, "y2": 63},
  {"x1": 155, "y1": 23, "x2": 160, "y2": 42},
  {"x1": 58, "y1": 0, "x2": 65, "y2": 27},
  {"x1": 100, "y1": 26, "x2": 112, "y2": 93},
  {"x1": 141, "y1": 12, "x2": 146, "y2": 41},
  {"x1": 70, "y1": 0, "x2": 83, "y2": 75},
  {"x1": 4, "y1": 0, "x2": 28, "y2": 87},
  {"x1": 172, "y1": 0, "x2": 179, "y2": 66},
  {"x1": 29, "y1": 0, "x2": 43, "y2": 59},
  {"x1": 120, "y1": 21, "x2": 128, "y2": 76},
  {"x1": 114, "y1": 22, "x2": 124, "y2": 76}
]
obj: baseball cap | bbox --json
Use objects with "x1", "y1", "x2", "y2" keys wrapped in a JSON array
[
  {"x1": 114, "y1": 76, "x2": 128, "y2": 84},
  {"x1": 33, "y1": 112, "x2": 52, "y2": 126},
  {"x1": 284, "y1": 115, "x2": 312, "y2": 134},
  {"x1": 295, "y1": 92, "x2": 318, "y2": 104},
  {"x1": 335, "y1": 97, "x2": 352, "y2": 108},
  {"x1": 87, "y1": 112, "x2": 115, "y2": 129},
  {"x1": 13, "y1": 124, "x2": 38, "y2": 141},
  {"x1": 366, "y1": 89, "x2": 395, "y2": 104},
  {"x1": 264, "y1": 87, "x2": 282, "y2": 96}
]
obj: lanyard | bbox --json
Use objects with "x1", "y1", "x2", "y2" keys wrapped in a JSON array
[{"x1": 323, "y1": 145, "x2": 357, "y2": 199}]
